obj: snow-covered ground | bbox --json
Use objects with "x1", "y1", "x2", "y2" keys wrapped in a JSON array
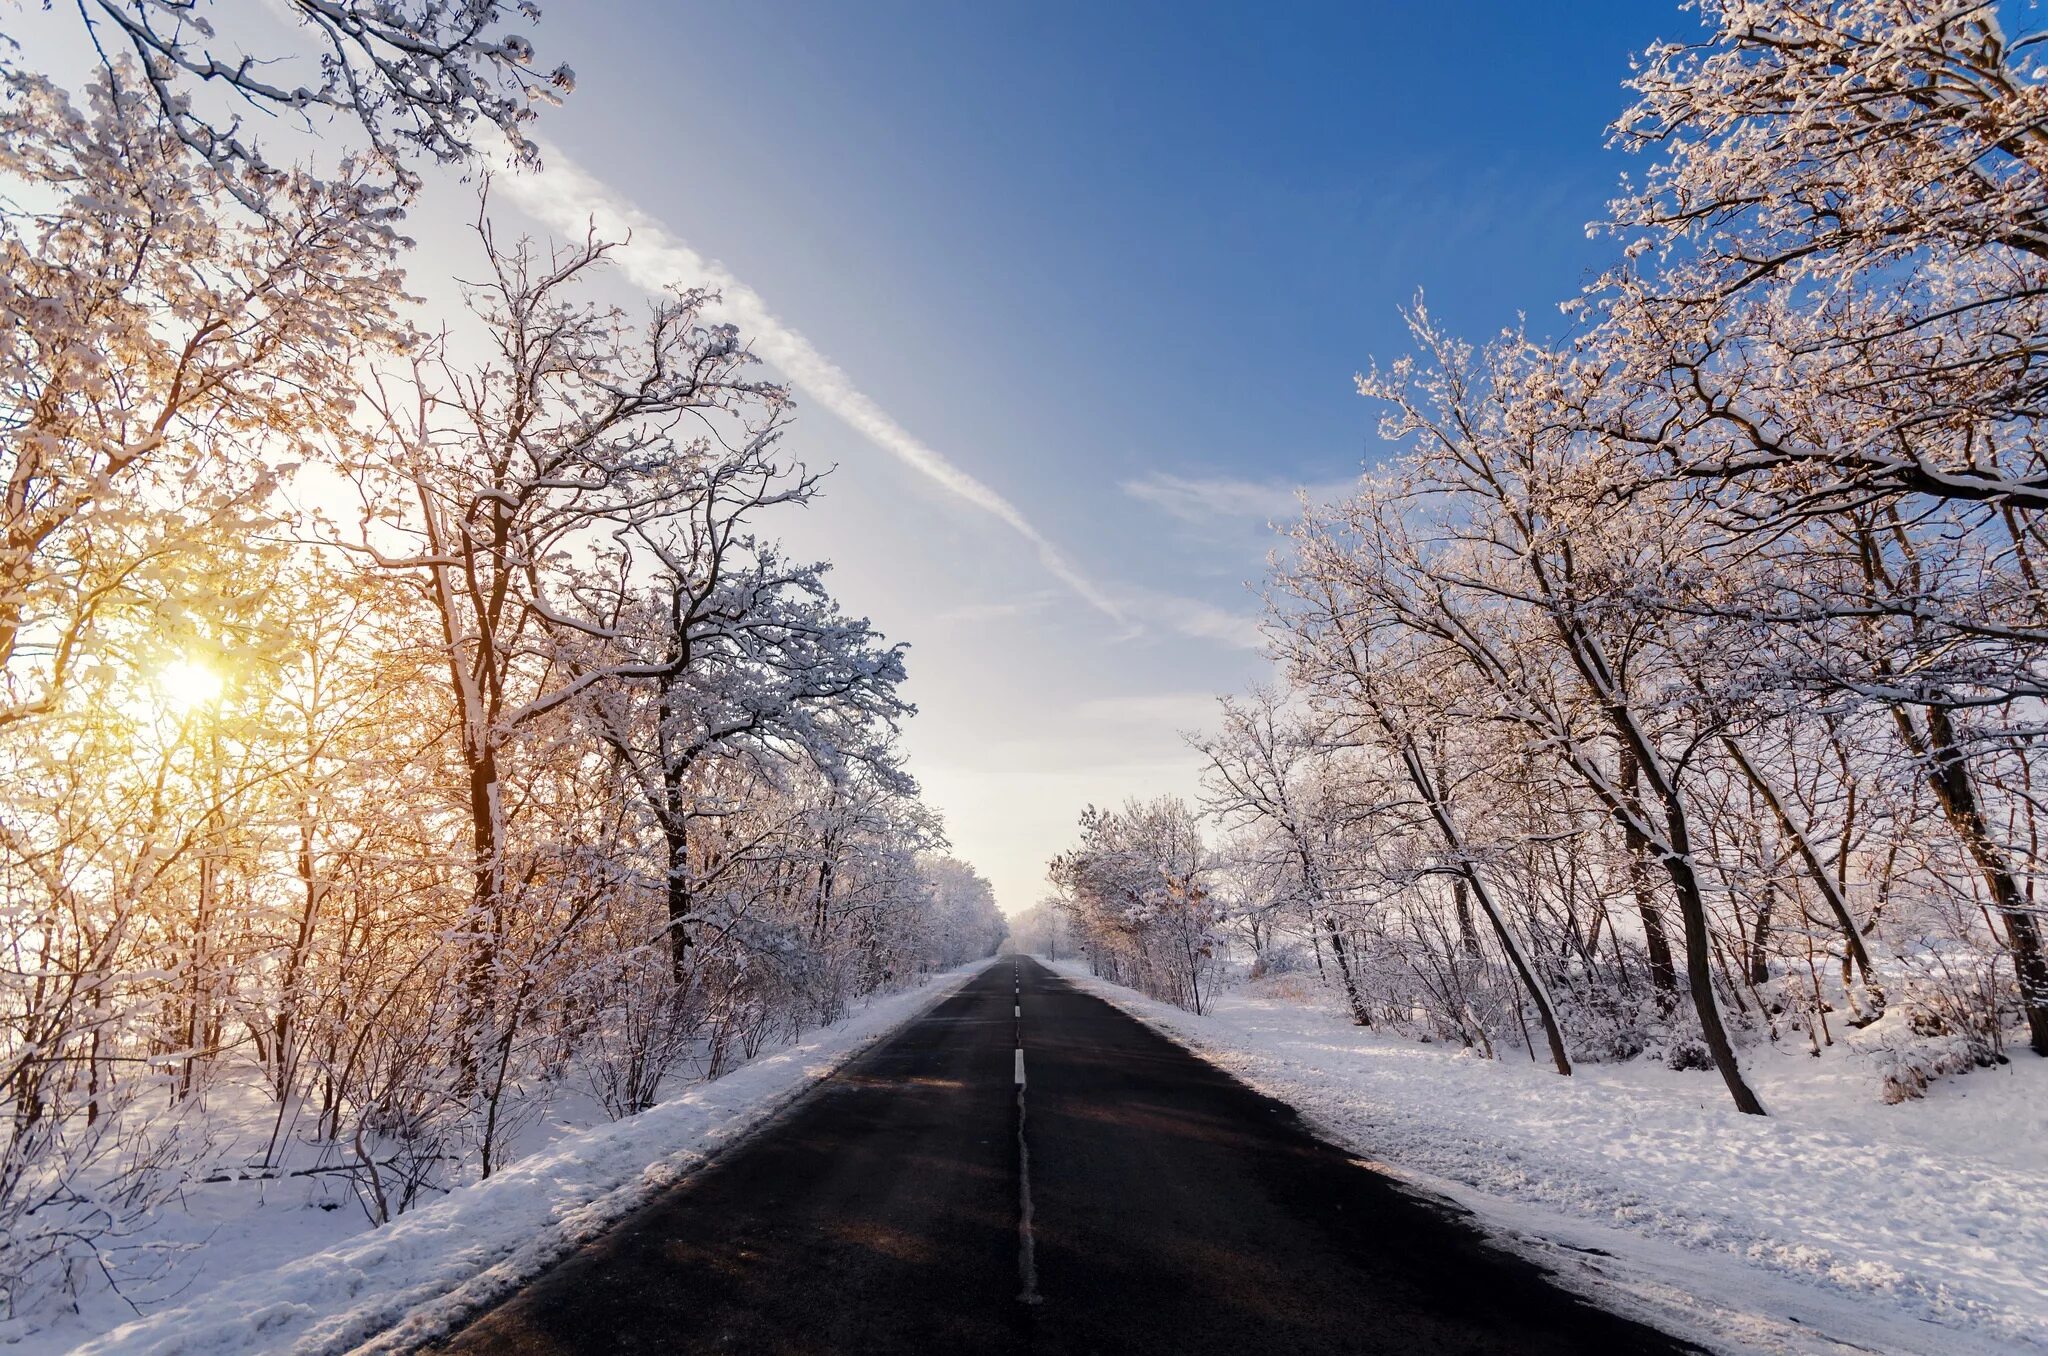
[
  {"x1": 1043, "y1": 957, "x2": 2048, "y2": 1356},
  {"x1": 24, "y1": 954, "x2": 2038, "y2": 1356},
  {"x1": 12, "y1": 960, "x2": 994, "y2": 1356}
]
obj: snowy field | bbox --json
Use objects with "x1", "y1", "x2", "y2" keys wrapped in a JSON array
[
  {"x1": 8, "y1": 960, "x2": 994, "y2": 1356},
  {"x1": 1043, "y1": 957, "x2": 2048, "y2": 1356}
]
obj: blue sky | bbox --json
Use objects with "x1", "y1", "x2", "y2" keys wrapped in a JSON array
[
  {"x1": 467, "y1": 0, "x2": 1691, "y2": 911},
  {"x1": 17, "y1": 0, "x2": 1686, "y2": 911},
  {"x1": 557, "y1": 0, "x2": 1669, "y2": 495}
]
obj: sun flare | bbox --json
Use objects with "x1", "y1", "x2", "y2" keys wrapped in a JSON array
[{"x1": 156, "y1": 657, "x2": 226, "y2": 713}]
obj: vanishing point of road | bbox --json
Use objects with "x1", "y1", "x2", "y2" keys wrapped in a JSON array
[{"x1": 432, "y1": 956, "x2": 1692, "y2": 1355}]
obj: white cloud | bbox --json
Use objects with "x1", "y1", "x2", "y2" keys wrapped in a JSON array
[
  {"x1": 1121, "y1": 588, "x2": 1268, "y2": 652},
  {"x1": 493, "y1": 144, "x2": 1124, "y2": 622},
  {"x1": 1121, "y1": 470, "x2": 1352, "y2": 527}
]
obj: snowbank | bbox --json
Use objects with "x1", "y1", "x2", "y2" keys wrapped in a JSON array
[
  {"x1": 58, "y1": 960, "x2": 995, "y2": 1356},
  {"x1": 1043, "y1": 958, "x2": 2048, "y2": 1356}
]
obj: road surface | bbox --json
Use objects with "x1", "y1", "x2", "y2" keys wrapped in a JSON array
[{"x1": 431, "y1": 956, "x2": 1691, "y2": 1355}]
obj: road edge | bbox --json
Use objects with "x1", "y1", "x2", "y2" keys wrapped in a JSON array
[
  {"x1": 358, "y1": 957, "x2": 1001, "y2": 1355},
  {"x1": 1029, "y1": 957, "x2": 2018, "y2": 1356}
]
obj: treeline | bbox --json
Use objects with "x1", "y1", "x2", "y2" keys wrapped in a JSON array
[
  {"x1": 0, "y1": 4, "x2": 1002, "y2": 1313},
  {"x1": 1044, "y1": 1, "x2": 2048, "y2": 1116}
]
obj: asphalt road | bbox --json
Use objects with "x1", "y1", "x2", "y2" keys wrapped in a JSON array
[{"x1": 431, "y1": 956, "x2": 1692, "y2": 1355}]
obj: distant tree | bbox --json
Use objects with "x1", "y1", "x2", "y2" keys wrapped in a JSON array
[{"x1": 1050, "y1": 798, "x2": 1219, "y2": 1013}]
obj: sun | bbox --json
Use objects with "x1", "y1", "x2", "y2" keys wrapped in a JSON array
[{"x1": 156, "y1": 657, "x2": 226, "y2": 713}]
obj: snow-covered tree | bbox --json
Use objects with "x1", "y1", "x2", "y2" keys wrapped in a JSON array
[{"x1": 1050, "y1": 797, "x2": 1220, "y2": 1013}]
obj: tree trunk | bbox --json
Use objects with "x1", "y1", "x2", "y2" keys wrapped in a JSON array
[
  {"x1": 663, "y1": 767, "x2": 692, "y2": 984},
  {"x1": 1619, "y1": 746, "x2": 1678, "y2": 996},
  {"x1": 1720, "y1": 734, "x2": 1878, "y2": 997},
  {"x1": 1749, "y1": 880, "x2": 1774, "y2": 987},
  {"x1": 1452, "y1": 877, "x2": 1482, "y2": 957},
  {"x1": 458, "y1": 740, "x2": 506, "y2": 1095},
  {"x1": 1385, "y1": 723, "x2": 1573, "y2": 1076},
  {"x1": 1653, "y1": 790, "x2": 1768, "y2": 1114},
  {"x1": 1897, "y1": 704, "x2": 2048, "y2": 1056},
  {"x1": 1321, "y1": 915, "x2": 1372, "y2": 1027}
]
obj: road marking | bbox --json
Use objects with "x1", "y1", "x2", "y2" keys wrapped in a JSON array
[
  {"x1": 1015, "y1": 1060, "x2": 1041, "y2": 1305},
  {"x1": 1012, "y1": 961, "x2": 1040, "y2": 1302}
]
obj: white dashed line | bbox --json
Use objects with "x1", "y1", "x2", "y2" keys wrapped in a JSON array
[
  {"x1": 1012, "y1": 961, "x2": 1040, "y2": 1303},
  {"x1": 1015, "y1": 1050, "x2": 1040, "y2": 1304}
]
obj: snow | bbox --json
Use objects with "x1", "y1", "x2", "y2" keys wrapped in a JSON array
[
  {"x1": 30, "y1": 960, "x2": 995, "y2": 1356},
  {"x1": 1042, "y1": 958, "x2": 2048, "y2": 1356},
  {"x1": 22, "y1": 952, "x2": 2040, "y2": 1356}
]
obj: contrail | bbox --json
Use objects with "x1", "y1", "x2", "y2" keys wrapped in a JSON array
[{"x1": 495, "y1": 145, "x2": 1125, "y2": 622}]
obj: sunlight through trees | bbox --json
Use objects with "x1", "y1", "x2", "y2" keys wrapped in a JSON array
[{"x1": 0, "y1": 4, "x2": 1002, "y2": 1319}]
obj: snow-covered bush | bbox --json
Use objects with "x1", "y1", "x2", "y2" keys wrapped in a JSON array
[
  {"x1": 1852, "y1": 951, "x2": 2011, "y2": 1103},
  {"x1": 1857, "y1": 1015, "x2": 1980, "y2": 1105}
]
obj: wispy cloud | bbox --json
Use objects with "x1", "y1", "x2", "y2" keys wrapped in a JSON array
[
  {"x1": 494, "y1": 145, "x2": 1124, "y2": 622},
  {"x1": 1075, "y1": 691, "x2": 1224, "y2": 729},
  {"x1": 1121, "y1": 471, "x2": 1351, "y2": 527},
  {"x1": 932, "y1": 592, "x2": 1060, "y2": 625},
  {"x1": 1123, "y1": 588, "x2": 1267, "y2": 652}
]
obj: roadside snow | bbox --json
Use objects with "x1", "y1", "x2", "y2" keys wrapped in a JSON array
[
  {"x1": 1043, "y1": 958, "x2": 2048, "y2": 1356},
  {"x1": 52, "y1": 960, "x2": 995, "y2": 1356}
]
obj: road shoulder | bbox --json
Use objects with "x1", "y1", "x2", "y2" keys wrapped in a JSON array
[
  {"x1": 1036, "y1": 957, "x2": 2042, "y2": 1356},
  {"x1": 74, "y1": 960, "x2": 1001, "y2": 1356}
]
